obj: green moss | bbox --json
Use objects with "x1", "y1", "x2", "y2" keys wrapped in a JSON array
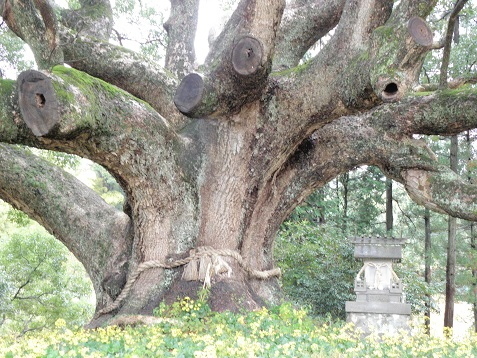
[
  {"x1": 440, "y1": 86, "x2": 476, "y2": 97},
  {"x1": 51, "y1": 81, "x2": 75, "y2": 104},
  {"x1": 373, "y1": 25, "x2": 394, "y2": 40},
  {"x1": 52, "y1": 65, "x2": 127, "y2": 98},
  {"x1": 409, "y1": 86, "x2": 477, "y2": 99},
  {"x1": 55, "y1": 65, "x2": 155, "y2": 111},
  {"x1": 409, "y1": 90, "x2": 434, "y2": 97},
  {"x1": 270, "y1": 61, "x2": 311, "y2": 77},
  {"x1": 51, "y1": 65, "x2": 156, "y2": 134}
]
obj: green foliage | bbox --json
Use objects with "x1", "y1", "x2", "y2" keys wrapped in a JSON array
[
  {"x1": 396, "y1": 263, "x2": 441, "y2": 314},
  {"x1": 0, "y1": 229, "x2": 93, "y2": 335},
  {"x1": 153, "y1": 288, "x2": 212, "y2": 324},
  {"x1": 289, "y1": 166, "x2": 388, "y2": 236},
  {"x1": 421, "y1": 2, "x2": 477, "y2": 84},
  {"x1": 275, "y1": 220, "x2": 360, "y2": 319},
  {"x1": 6, "y1": 208, "x2": 31, "y2": 227},
  {"x1": 36, "y1": 150, "x2": 81, "y2": 171},
  {"x1": 1, "y1": 302, "x2": 477, "y2": 357},
  {"x1": 0, "y1": 25, "x2": 34, "y2": 78},
  {"x1": 111, "y1": 0, "x2": 168, "y2": 61},
  {"x1": 90, "y1": 163, "x2": 125, "y2": 209}
]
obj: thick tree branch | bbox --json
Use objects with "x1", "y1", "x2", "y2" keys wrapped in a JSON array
[
  {"x1": 372, "y1": 89, "x2": 477, "y2": 136},
  {"x1": 270, "y1": 0, "x2": 438, "y2": 125},
  {"x1": 174, "y1": 0, "x2": 285, "y2": 118},
  {"x1": 268, "y1": 0, "x2": 393, "y2": 127},
  {"x1": 272, "y1": 0, "x2": 345, "y2": 70},
  {"x1": 398, "y1": 165, "x2": 477, "y2": 220},
  {"x1": 2, "y1": 0, "x2": 63, "y2": 68},
  {"x1": 59, "y1": 0, "x2": 113, "y2": 41},
  {"x1": 368, "y1": 5, "x2": 439, "y2": 102},
  {"x1": 415, "y1": 76, "x2": 477, "y2": 92},
  {"x1": 56, "y1": 1, "x2": 185, "y2": 126},
  {"x1": 164, "y1": 0, "x2": 199, "y2": 79},
  {"x1": 0, "y1": 144, "x2": 133, "y2": 302},
  {"x1": 246, "y1": 2, "x2": 393, "y2": 195},
  {"x1": 58, "y1": 30, "x2": 184, "y2": 128},
  {"x1": 256, "y1": 88, "x2": 477, "y2": 238},
  {"x1": 335, "y1": 0, "x2": 393, "y2": 53},
  {"x1": 375, "y1": 131, "x2": 477, "y2": 221},
  {"x1": 0, "y1": 67, "x2": 175, "y2": 167}
]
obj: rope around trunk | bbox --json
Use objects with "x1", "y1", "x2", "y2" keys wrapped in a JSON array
[{"x1": 96, "y1": 246, "x2": 281, "y2": 316}]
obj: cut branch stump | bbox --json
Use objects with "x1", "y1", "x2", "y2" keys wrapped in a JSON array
[
  {"x1": 173, "y1": 73, "x2": 205, "y2": 115},
  {"x1": 232, "y1": 36, "x2": 263, "y2": 76},
  {"x1": 173, "y1": 35, "x2": 265, "y2": 118},
  {"x1": 17, "y1": 70, "x2": 59, "y2": 136},
  {"x1": 408, "y1": 17, "x2": 433, "y2": 46}
]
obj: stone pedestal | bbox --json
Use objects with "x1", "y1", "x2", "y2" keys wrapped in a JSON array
[
  {"x1": 345, "y1": 237, "x2": 411, "y2": 336},
  {"x1": 346, "y1": 311, "x2": 411, "y2": 336}
]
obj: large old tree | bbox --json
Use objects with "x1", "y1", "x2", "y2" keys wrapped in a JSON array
[{"x1": 1, "y1": 0, "x2": 477, "y2": 327}]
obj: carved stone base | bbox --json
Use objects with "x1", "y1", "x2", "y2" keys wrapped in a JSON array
[{"x1": 346, "y1": 309, "x2": 411, "y2": 336}]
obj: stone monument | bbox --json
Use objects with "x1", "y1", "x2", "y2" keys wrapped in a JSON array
[{"x1": 345, "y1": 236, "x2": 411, "y2": 336}]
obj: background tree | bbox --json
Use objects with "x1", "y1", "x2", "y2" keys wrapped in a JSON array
[
  {"x1": 1, "y1": 0, "x2": 477, "y2": 328},
  {"x1": 445, "y1": 135, "x2": 458, "y2": 330},
  {"x1": 465, "y1": 130, "x2": 477, "y2": 332},
  {"x1": 0, "y1": 229, "x2": 93, "y2": 336}
]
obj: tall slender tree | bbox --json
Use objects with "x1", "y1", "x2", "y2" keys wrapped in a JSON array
[
  {"x1": 438, "y1": 0, "x2": 469, "y2": 332},
  {"x1": 466, "y1": 130, "x2": 477, "y2": 332},
  {"x1": 386, "y1": 177, "x2": 393, "y2": 233},
  {"x1": 444, "y1": 135, "x2": 458, "y2": 330},
  {"x1": 424, "y1": 207, "x2": 432, "y2": 334}
]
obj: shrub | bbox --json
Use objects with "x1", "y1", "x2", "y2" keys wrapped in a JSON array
[{"x1": 275, "y1": 221, "x2": 360, "y2": 319}]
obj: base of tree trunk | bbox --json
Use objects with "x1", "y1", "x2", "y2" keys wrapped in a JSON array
[{"x1": 86, "y1": 271, "x2": 281, "y2": 329}]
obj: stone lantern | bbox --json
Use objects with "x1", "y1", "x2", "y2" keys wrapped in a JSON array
[{"x1": 345, "y1": 236, "x2": 411, "y2": 335}]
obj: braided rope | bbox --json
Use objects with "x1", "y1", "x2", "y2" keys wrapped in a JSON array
[{"x1": 97, "y1": 247, "x2": 281, "y2": 316}]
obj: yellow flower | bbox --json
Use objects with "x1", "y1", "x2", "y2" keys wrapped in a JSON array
[
  {"x1": 171, "y1": 328, "x2": 182, "y2": 337},
  {"x1": 55, "y1": 318, "x2": 67, "y2": 328}
]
